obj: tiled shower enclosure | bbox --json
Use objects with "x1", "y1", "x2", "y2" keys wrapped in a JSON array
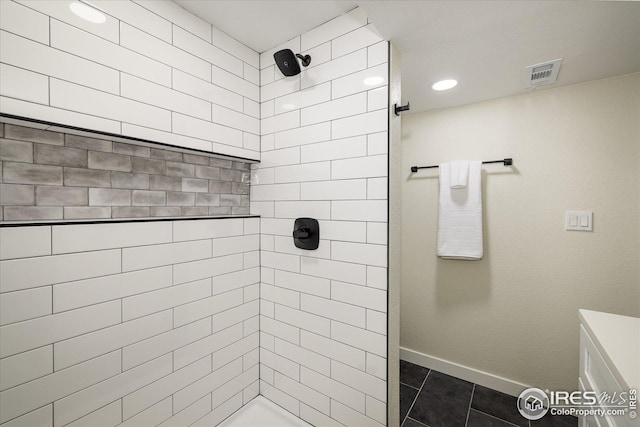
[{"x1": 0, "y1": 1, "x2": 391, "y2": 426}]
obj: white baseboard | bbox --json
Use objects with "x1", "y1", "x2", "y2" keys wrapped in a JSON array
[{"x1": 400, "y1": 347, "x2": 531, "y2": 397}]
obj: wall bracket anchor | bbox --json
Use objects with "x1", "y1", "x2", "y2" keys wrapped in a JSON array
[{"x1": 394, "y1": 102, "x2": 410, "y2": 116}]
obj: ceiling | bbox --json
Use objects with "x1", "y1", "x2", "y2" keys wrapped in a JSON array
[
  {"x1": 176, "y1": 1, "x2": 640, "y2": 114},
  {"x1": 174, "y1": 0, "x2": 357, "y2": 53}
]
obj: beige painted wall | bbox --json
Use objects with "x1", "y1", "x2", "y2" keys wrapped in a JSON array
[{"x1": 400, "y1": 73, "x2": 640, "y2": 392}]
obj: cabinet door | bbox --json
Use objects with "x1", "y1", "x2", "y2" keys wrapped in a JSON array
[{"x1": 579, "y1": 377, "x2": 603, "y2": 427}]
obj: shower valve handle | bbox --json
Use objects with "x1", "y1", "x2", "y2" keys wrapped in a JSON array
[{"x1": 293, "y1": 228, "x2": 310, "y2": 239}]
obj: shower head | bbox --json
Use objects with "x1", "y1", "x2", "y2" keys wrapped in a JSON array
[{"x1": 273, "y1": 49, "x2": 311, "y2": 77}]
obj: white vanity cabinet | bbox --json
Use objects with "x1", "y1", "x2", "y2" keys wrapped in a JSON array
[{"x1": 579, "y1": 309, "x2": 640, "y2": 427}]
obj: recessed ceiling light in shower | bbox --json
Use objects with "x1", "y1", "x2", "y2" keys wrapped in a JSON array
[
  {"x1": 70, "y1": 1, "x2": 106, "y2": 23},
  {"x1": 431, "y1": 79, "x2": 458, "y2": 91}
]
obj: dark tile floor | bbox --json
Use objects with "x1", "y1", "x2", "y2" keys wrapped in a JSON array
[{"x1": 400, "y1": 360, "x2": 578, "y2": 427}]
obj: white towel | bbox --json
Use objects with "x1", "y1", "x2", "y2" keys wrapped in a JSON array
[
  {"x1": 437, "y1": 161, "x2": 483, "y2": 260},
  {"x1": 449, "y1": 161, "x2": 469, "y2": 188}
]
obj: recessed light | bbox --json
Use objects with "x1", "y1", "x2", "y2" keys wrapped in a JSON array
[
  {"x1": 431, "y1": 79, "x2": 458, "y2": 91},
  {"x1": 70, "y1": 2, "x2": 106, "y2": 23},
  {"x1": 363, "y1": 76, "x2": 384, "y2": 86}
]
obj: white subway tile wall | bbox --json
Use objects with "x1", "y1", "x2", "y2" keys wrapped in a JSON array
[
  {"x1": 253, "y1": 8, "x2": 388, "y2": 427},
  {"x1": 0, "y1": 217, "x2": 260, "y2": 426},
  {"x1": 0, "y1": 0, "x2": 260, "y2": 160},
  {"x1": 0, "y1": 3, "x2": 390, "y2": 425}
]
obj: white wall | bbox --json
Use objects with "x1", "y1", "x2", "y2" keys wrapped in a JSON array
[
  {"x1": 0, "y1": 0, "x2": 260, "y2": 160},
  {"x1": 252, "y1": 8, "x2": 390, "y2": 426},
  {"x1": 0, "y1": 218, "x2": 260, "y2": 426},
  {"x1": 400, "y1": 73, "x2": 640, "y2": 393}
]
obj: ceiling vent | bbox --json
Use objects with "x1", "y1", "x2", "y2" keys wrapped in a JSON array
[{"x1": 525, "y1": 58, "x2": 562, "y2": 87}]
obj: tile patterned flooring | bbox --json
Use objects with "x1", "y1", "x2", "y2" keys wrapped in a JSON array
[{"x1": 400, "y1": 360, "x2": 578, "y2": 427}]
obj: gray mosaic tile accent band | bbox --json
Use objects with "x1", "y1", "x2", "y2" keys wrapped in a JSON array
[{"x1": 0, "y1": 123, "x2": 251, "y2": 221}]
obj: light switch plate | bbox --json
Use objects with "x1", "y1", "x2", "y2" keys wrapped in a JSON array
[{"x1": 565, "y1": 211, "x2": 593, "y2": 231}]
